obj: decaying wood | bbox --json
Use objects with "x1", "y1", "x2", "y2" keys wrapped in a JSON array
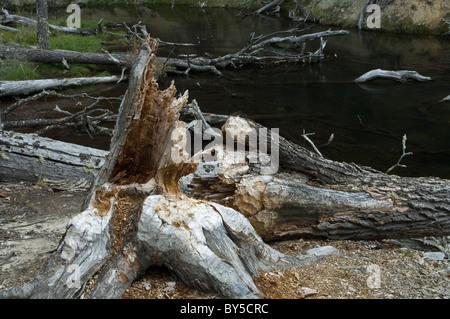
[
  {"x1": 0, "y1": 39, "x2": 318, "y2": 300},
  {"x1": 354, "y1": 69, "x2": 432, "y2": 83},
  {"x1": 0, "y1": 90, "x2": 120, "y2": 135},
  {"x1": 0, "y1": 44, "x2": 130, "y2": 67},
  {"x1": 0, "y1": 23, "x2": 18, "y2": 32},
  {"x1": 0, "y1": 75, "x2": 124, "y2": 97},
  {"x1": 1, "y1": 37, "x2": 449, "y2": 299},
  {"x1": 0, "y1": 130, "x2": 107, "y2": 184},
  {"x1": 253, "y1": 0, "x2": 285, "y2": 15}
]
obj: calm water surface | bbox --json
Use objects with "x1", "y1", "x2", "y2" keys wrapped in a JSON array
[{"x1": 5, "y1": 5, "x2": 450, "y2": 178}]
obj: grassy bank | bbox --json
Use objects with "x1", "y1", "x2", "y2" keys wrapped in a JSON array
[{"x1": 0, "y1": 18, "x2": 127, "y2": 80}]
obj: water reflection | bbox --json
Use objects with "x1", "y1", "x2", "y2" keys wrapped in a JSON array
[{"x1": 4, "y1": 4, "x2": 450, "y2": 178}]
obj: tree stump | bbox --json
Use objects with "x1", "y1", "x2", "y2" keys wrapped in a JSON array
[{"x1": 0, "y1": 39, "x2": 315, "y2": 299}]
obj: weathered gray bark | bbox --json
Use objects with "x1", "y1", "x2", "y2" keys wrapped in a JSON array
[
  {"x1": 0, "y1": 75, "x2": 123, "y2": 97},
  {"x1": 253, "y1": 0, "x2": 285, "y2": 15},
  {"x1": 355, "y1": 69, "x2": 432, "y2": 83},
  {"x1": 0, "y1": 130, "x2": 107, "y2": 184},
  {"x1": 180, "y1": 116, "x2": 450, "y2": 242},
  {"x1": 1, "y1": 8, "x2": 93, "y2": 35},
  {"x1": 36, "y1": 0, "x2": 49, "y2": 50},
  {"x1": 0, "y1": 39, "x2": 314, "y2": 300},
  {"x1": 0, "y1": 44, "x2": 130, "y2": 66}
]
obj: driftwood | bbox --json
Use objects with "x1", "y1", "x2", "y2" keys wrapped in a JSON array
[
  {"x1": 0, "y1": 40, "x2": 449, "y2": 299},
  {"x1": 0, "y1": 28, "x2": 349, "y2": 77},
  {"x1": 1, "y1": 8, "x2": 94, "y2": 35},
  {"x1": 441, "y1": 94, "x2": 450, "y2": 102},
  {"x1": 0, "y1": 130, "x2": 107, "y2": 184},
  {"x1": 354, "y1": 69, "x2": 432, "y2": 83},
  {"x1": 253, "y1": 0, "x2": 285, "y2": 15},
  {"x1": 0, "y1": 75, "x2": 124, "y2": 97},
  {"x1": 180, "y1": 115, "x2": 450, "y2": 242}
]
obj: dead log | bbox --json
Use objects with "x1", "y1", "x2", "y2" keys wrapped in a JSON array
[
  {"x1": 0, "y1": 39, "x2": 316, "y2": 299},
  {"x1": 0, "y1": 44, "x2": 130, "y2": 66},
  {"x1": 253, "y1": 0, "x2": 285, "y2": 15},
  {"x1": 0, "y1": 75, "x2": 124, "y2": 97},
  {"x1": 0, "y1": 130, "x2": 108, "y2": 184},
  {"x1": 181, "y1": 116, "x2": 450, "y2": 242},
  {"x1": 440, "y1": 94, "x2": 450, "y2": 102},
  {"x1": 0, "y1": 28, "x2": 349, "y2": 77},
  {"x1": 354, "y1": 69, "x2": 432, "y2": 83}
]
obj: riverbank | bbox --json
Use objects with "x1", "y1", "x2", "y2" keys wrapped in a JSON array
[
  {"x1": 1, "y1": 181, "x2": 448, "y2": 299},
  {"x1": 3, "y1": 0, "x2": 450, "y2": 35}
]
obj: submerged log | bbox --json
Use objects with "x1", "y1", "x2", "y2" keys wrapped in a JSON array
[{"x1": 0, "y1": 130, "x2": 107, "y2": 184}]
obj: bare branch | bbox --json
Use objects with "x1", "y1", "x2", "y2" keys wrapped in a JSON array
[
  {"x1": 301, "y1": 130, "x2": 323, "y2": 158},
  {"x1": 386, "y1": 134, "x2": 413, "y2": 174}
]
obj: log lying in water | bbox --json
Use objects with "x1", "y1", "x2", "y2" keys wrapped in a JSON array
[
  {"x1": 0, "y1": 130, "x2": 108, "y2": 184},
  {"x1": 354, "y1": 69, "x2": 432, "y2": 83}
]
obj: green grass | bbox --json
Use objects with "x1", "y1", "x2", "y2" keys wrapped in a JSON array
[
  {"x1": 0, "y1": 26, "x2": 37, "y2": 47},
  {"x1": 0, "y1": 59, "x2": 41, "y2": 81},
  {"x1": 49, "y1": 32, "x2": 110, "y2": 52},
  {"x1": 0, "y1": 22, "x2": 123, "y2": 80}
]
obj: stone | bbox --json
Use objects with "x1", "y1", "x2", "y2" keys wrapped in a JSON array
[
  {"x1": 306, "y1": 245, "x2": 341, "y2": 257},
  {"x1": 422, "y1": 252, "x2": 445, "y2": 261}
]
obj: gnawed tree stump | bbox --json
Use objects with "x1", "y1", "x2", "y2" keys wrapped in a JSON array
[{"x1": 0, "y1": 39, "x2": 316, "y2": 299}]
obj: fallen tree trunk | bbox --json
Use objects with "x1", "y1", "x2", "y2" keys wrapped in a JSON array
[
  {"x1": 0, "y1": 44, "x2": 130, "y2": 66},
  {"x1": 0, "y1": 39, "x2": 316, "y2": 299},
  {"x1": 354, "y1": 69, "x2": 432, "y2": 83},
  {"x1": 0, "y1": 28, "x2": 349, "y2": 76},
  {"x1": 180, "y1": 115, "x2": 450, "y2": 242},
  {"x1": 0, "y1": 75, "x2": 124, "y2": 97},
  {"x1": 0, "y1": 130, "x2": 107, "y2": 185}
]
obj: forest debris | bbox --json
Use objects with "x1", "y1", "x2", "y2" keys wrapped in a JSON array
[{"x1": 354, "y1": 69, "x2": 432, "y2": 83}]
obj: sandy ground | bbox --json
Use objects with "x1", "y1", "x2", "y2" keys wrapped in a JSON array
[{"x1": 0, "y1": 181, "x2": 448, "y2": 299}]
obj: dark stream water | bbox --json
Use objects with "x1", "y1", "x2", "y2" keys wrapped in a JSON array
[{"x1": 4, "y1": 4, "x2": 450, "y2": 178}]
